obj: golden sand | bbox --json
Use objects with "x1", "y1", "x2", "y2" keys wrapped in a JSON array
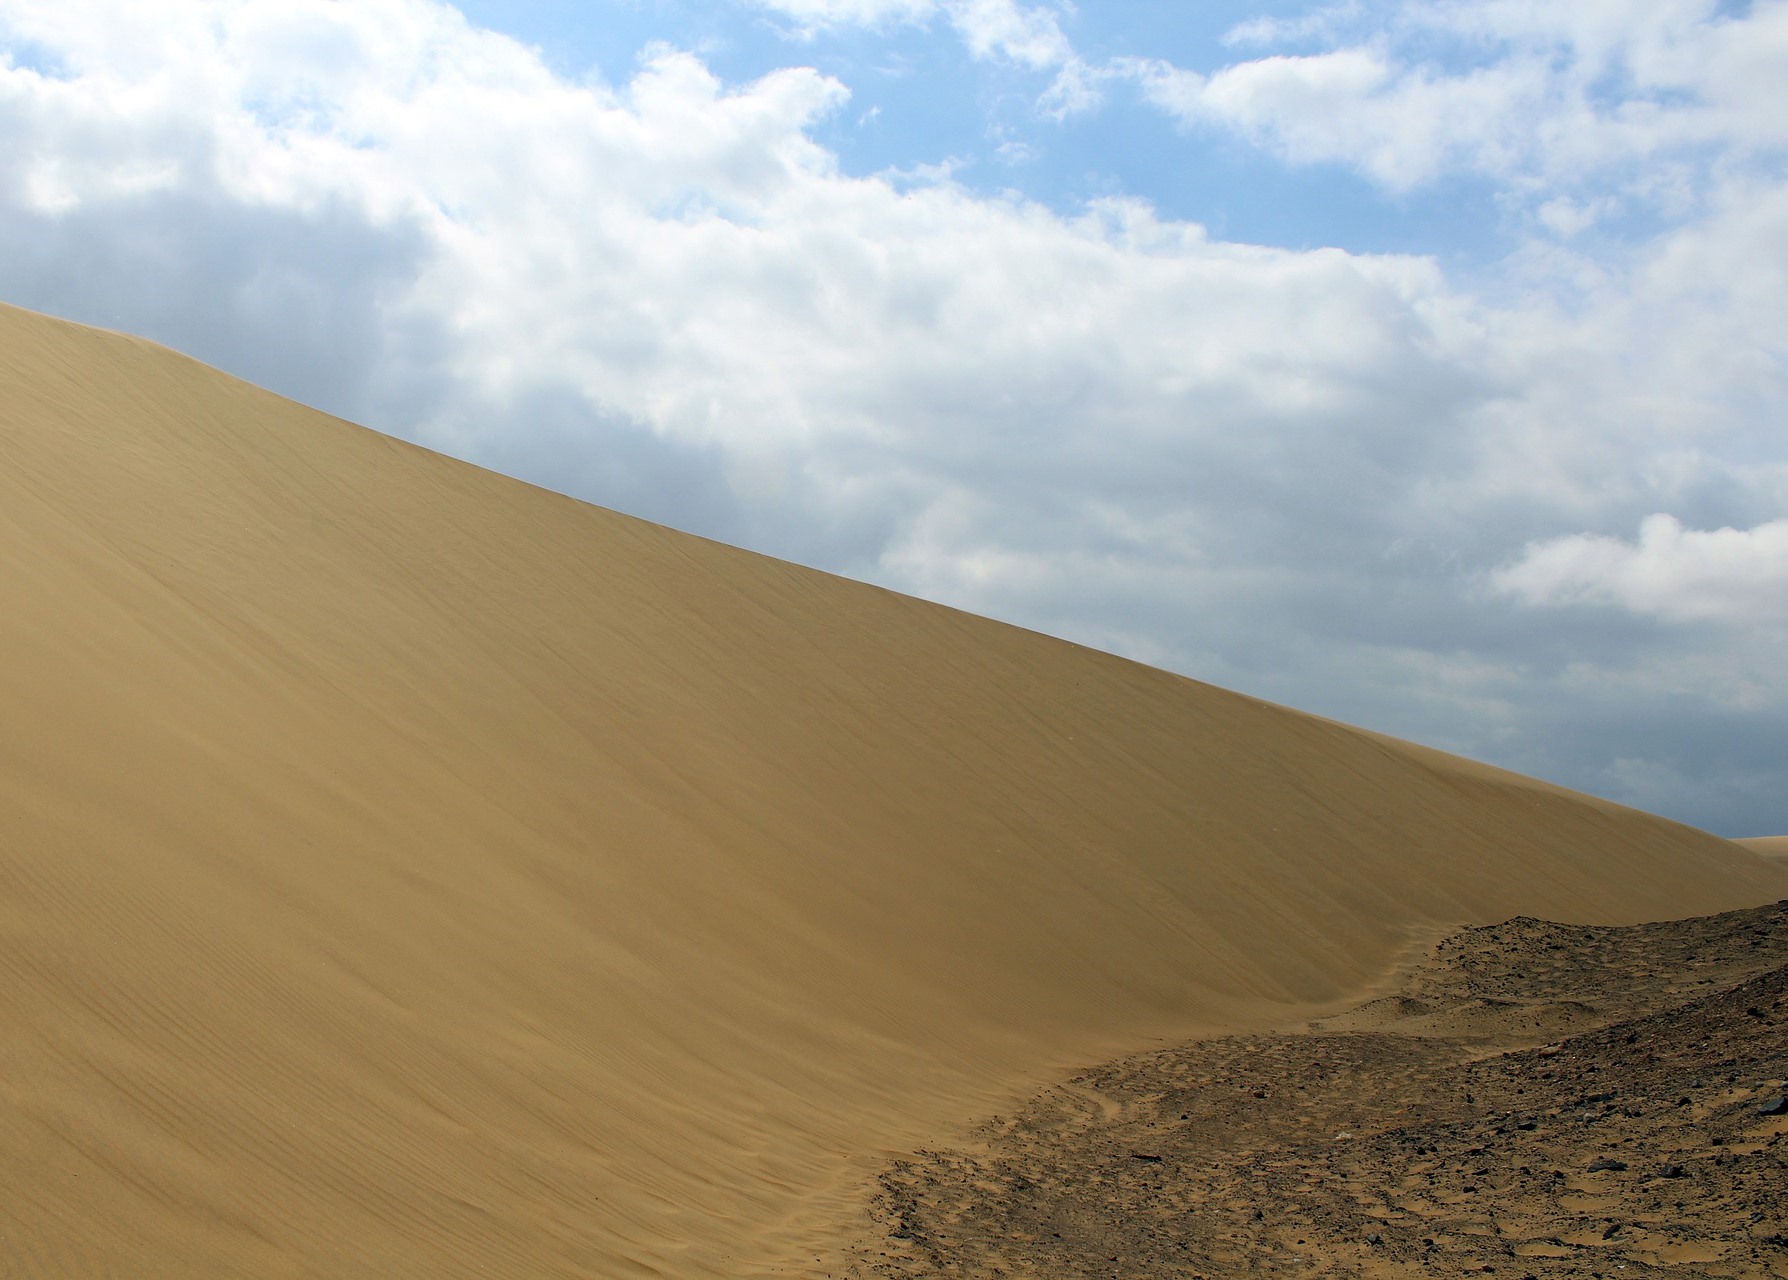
[{"x1": 2, "y1": 302, "x2": 1784, "y2": 1276}]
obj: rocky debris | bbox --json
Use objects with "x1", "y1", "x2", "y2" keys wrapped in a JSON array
[{"x1": 846, "y1": 900, "x2": 1788, "y2": 1280}]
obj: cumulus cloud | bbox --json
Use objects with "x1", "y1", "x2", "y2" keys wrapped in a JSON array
[
  {"x1": 752, "y1": 0, "x2": 1788, "y2": 205},
  {"x1": 1129, "y1": 48, "x2": 1550, "y2": 192},
  {"x1": 946, "y1": 0, "x2": 1073, "y2": 69},
  {"x1": 1495, "y1": 515, "x2": 1788, "y2": 623},
  {"x1": 0, "y1": 0, "x2": 1478, "y2": 558},
  {"x1": 745, "y1": 0, "x2": 1099, "y2": 114},
  {"x1": 1128, "y1": 0, "x2": 1788, "y2": 217},
  {"x1": 753, "y1": 0, "x2": 1788, "y2": 225},
  {"x1": 0, "y1": 0, "x2": 1786, "y2": 833}
]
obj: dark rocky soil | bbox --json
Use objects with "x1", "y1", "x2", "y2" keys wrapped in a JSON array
[{"x1": 847, "y1": 900, "x2": 1788, "y2": 1278}]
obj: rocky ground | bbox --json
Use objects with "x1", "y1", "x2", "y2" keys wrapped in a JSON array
[{"x1": 846, "y1": 900, "x2": 1788, "y2": 1278}]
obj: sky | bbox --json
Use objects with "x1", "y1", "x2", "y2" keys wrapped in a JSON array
[{"x1": 1, "y1": 0, "x2": 1785, "y2": 837}]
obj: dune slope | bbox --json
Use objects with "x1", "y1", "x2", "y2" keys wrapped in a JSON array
[{"x1": 2, "y1": 302, "x2": 1784, "y2": 1278}]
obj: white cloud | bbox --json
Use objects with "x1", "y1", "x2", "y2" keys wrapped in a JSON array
[
  {"x1": 1494, "y1": 515, "x2": 1788, "y2": 623},
  {"x1": 1129, "y1": 0, "x2": 1788, "y2": 212},
  {"x1": 746, "y1": 0, "x2": 1072, "y2": 63},
  {"x1": 945, "y1": 0, "x2": 1072, "y2": 69},
  {"x1": 1130, "y1": 44, "x2": 1586, "y2": 193},
  {"x1": 744, "y1": 0, "x2": 936, "y2": 35},
  {"x1": 1535, "y1": 195, "x2": 1614, "y2": 238},
  {"x1": 750, "y1": 0, "x2": 1788, "y2": 217},
  {"x1": 0, "y1": 0, "x2": 1477, "y2": 526},
  {"x1": 746, "y1": 0, "x2": 1100, "y2": 114},
  {"x1": 1222, "y1": 4, "x2": 1366, "y2": 49}
]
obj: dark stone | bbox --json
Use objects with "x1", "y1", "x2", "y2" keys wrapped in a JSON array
[
  {"x1": 1588, "y1": 1158, "x2": 1629, "y2": 1172},
  {"x1": 1659, "y1": 1164, "x2": 1686, "y2": 1178},
  {"x1": 1759, "y1": 1096, "x2": 1788, "y2": 1116}
]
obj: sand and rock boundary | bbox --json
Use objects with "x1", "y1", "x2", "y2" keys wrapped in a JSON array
[{"x1": 849, "y1": 901, "x2": 1788, "y2": 1279}]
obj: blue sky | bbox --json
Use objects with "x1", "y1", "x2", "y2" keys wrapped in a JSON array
[
  {"x1": 1, "y1": 0, "x2": 1786, "y2": 836},
  {"x1": 452, "y1": 0, "x2": 1511, "y2": 261}
]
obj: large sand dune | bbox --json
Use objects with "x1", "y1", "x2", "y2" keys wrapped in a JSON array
[{"x1": 2, "y1": 301, "x2": 1784, "y2": 1277}]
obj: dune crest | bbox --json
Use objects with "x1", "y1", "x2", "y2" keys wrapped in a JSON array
[{"x1": 3, "y1": 302, "x2": 1784, "y2": 1277}]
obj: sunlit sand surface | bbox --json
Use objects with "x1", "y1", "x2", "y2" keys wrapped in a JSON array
[{"x1": 3, "y1": 302, "x2": 1784, "y2": 1277}]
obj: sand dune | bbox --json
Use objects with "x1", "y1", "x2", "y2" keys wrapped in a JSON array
[{"x1": 2, "y1": 300, "x2": 1784, "y2": 1278}]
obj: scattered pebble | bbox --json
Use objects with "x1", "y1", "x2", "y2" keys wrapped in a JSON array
[{"x1": 852, "y1": 901, "x2": 1788, "y2": 1280}]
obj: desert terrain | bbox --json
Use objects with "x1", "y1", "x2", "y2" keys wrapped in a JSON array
[
  {"x1": 847, "y1": 900, "x2": 1788, "y2": 1278},
  {"x1": 2, "y1": 300, "x2": 1786, "y2": 1277}
]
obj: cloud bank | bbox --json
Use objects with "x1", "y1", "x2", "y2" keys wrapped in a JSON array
[{"x1": 1, "y1": 0, "x2": 1785, "y2": 834}]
